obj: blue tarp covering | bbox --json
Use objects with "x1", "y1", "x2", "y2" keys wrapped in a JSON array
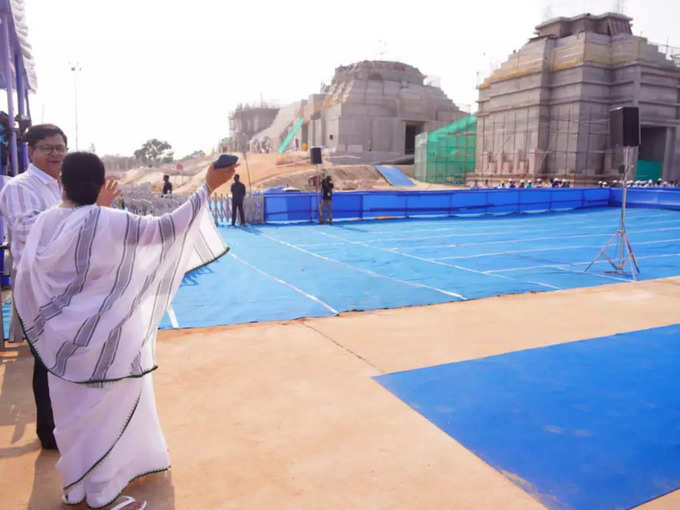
[
  {"x1": 157, "y1": 206, "x2": 680, "y2": 330},
  {"x1": 374, "y1": 165, "x2": 415, "y2": 187},
  {"x1": 610, "y1": 187, "x2": 680, "y2": 210},
  {"x1": 263, "y1": 188, "x2": 611, "y2": 223},
  {"x1": 375, "y1": 324, "x2": 680, "y2": 510},
  {"x1": 4, "y1": 189, "x2": 680, "y2": 336}
]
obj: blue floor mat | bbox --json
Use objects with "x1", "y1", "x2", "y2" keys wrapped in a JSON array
[
  {"x1": 161, "y1": 207, "x2": 680, "y2": 329},
  {"x1": 375, "y1": 324, "x2": 680, "y2": 510}
]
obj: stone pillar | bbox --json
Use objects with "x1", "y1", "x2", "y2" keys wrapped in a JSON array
[{"x1": 481, "y1": 151, "x2": 491, "y2": 172}]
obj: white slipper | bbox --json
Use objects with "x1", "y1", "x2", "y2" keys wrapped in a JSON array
[{"x1": 111, "y1": 496, "x2": 147, "y2": 510}]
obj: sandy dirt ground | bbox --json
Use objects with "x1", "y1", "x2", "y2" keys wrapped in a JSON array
[
  {"x1": 2, "y1": 277, "x2": 680, "y2": 509},
  {"x1": 114, "y1": 152, "x2": 460, "y2": 196}
]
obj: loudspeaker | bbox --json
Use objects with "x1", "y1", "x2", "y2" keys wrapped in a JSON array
[
  {"x1": 310, "y1": 146, "x2": 322, "y2": 165},
  {"x1": 609, "y1": 106, "x2": 640, "y2": 147}
]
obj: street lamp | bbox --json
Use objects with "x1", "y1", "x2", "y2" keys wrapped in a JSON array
[{"x1": 69, "y1": 62, "x2": 82, "y2": 150}]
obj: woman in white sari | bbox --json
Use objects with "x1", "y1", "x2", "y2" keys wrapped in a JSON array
[{"x1": 14, "y1": 152, "x2": 237, "y2": 509}]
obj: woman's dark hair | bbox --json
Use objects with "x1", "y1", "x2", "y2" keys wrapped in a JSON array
[
  {"x1": 24, "y1": 124, "x2": 68, "y2": 148},
  {"x1": 61, "y1": 152, "x2": 105, "y2": 205}
]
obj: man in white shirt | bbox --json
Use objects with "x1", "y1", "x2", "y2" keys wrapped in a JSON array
[{"x1": 0, "y1": 124, "x2": 68, "y2": 449}]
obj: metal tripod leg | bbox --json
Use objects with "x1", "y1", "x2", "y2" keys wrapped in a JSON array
[
  {"x1": 585, "y1": 228, "x2": 639, "y2": 279},
  {"x1": 621, "y1": 230, "x2": 640, "y2": 279},
  {"x1": 585, "y1": 145, "x2": 639, "y2": 279},
  {"x1": 584, "y1": 230, "x2": 620, "y2": 272}
]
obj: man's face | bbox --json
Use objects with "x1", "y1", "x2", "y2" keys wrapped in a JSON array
[{"x1": 28, "y1": 134, "x2": 67, "y2": 178}]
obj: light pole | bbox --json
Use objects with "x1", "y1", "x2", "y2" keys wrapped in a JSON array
[{"x1": 70, "y1": 63, "x2": 82, "y2": 150}]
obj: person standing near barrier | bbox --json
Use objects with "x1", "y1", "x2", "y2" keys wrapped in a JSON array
[
  {"x1": 161, "y1": 174, "x2": 172, "y2": 196},
  {"x1": 0, "y1": 125, "x2": 122, "y2": 451},
  {"x1": 231, "y1": 173, "x2": 246, "y2": 226},
  {"x1": 0, "y1": 124, "x2": 67, "y2": 450},
  {"x1": 320, "y1": 175, "x2": 333, "y2": 224}
]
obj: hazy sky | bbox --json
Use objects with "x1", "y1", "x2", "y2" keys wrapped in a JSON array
[{"x1": 19, "y1": 0, "x2": 680, "y2": 158}]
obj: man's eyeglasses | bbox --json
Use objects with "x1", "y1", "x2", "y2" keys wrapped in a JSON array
[{"x1": 35, "y1": 145, "x2": 68, "y2": 154}]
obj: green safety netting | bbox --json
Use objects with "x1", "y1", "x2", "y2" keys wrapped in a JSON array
[
  {"x1": 414, "y1": 115, "x2": 476, "y2": 184},
  {"x1": 636, "y1": 160, "x2": 662, "y2": 181},
  {"x1": 278, "y1": 118, "x2": 304, "y2": 153}
]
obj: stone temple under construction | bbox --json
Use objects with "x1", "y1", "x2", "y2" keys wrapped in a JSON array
[
  {"x1": 473, "y1": 12, "x2": 680, "y2": 184},
  {"x1": 228, "y1": 13, "x2": 680, "y2": 185},
  {"x1": 238, "y1": 61, "x2": 466, "y2": 164}
]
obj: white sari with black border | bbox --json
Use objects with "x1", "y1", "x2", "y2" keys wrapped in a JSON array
[{"x1": 14, "y1": 184, "x2": 226, "y2": 508}]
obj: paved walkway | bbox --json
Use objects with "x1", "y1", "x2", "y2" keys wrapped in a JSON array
[{"x1": 2, "y1": 277, "x2": 680, "y2": 509}]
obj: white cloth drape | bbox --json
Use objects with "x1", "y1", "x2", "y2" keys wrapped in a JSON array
[
  {"x1": 14, "y1": 184, "x2": 226, "y2": 506},
  {"x1": 15, "y1": 184, "x2": 225, "y2": 383},
  {"x1": 49, "y1": 373, "x2": 169, "y2": 507}
]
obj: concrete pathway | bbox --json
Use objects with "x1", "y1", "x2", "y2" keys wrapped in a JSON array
[{"x1": 2, "y1": 277, "x2": 680, "y2": 509}]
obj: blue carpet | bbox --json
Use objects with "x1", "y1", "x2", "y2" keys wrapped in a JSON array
[
  {"x1": 375, "y1": 324, "x2": 680, "y2": 510},
  {"x1": 374, "y1": 165, "x2": 415, "y2": 187},
  {"x1": 159, "y1": 207, "x2": 680, "y2": 329}
]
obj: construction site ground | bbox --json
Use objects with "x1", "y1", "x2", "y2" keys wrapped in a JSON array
[
  {"x1": 2, "y1": 277, "x2": 680, "y2": 509},
  {"x1": 115, "y1": 152, "x2": 457, "y2": 196}
]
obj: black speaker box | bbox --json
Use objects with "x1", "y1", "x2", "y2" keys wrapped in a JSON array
[
  {"x1": 310, "y1": 146, "x2": 322, "y2": 165},
  {"x1": 609, "y1": 106, "x2": 640, "y2": 147}
]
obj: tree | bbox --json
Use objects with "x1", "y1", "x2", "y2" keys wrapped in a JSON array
[{"x1": 133, "y1": 138, "x2": 173, "y2": 165}]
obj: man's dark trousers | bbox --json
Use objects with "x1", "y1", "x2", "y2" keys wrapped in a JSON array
[
  {"x1": 29, "y1": 345, "x2": 57, "y2": 449},
  {"x1": 232, "y1": 200, "x2": 245, "y2": 225}
]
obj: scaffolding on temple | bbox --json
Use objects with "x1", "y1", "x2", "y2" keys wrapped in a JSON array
[{"x1": 414, "y1": 115, "x2": 476, "y2": 185}]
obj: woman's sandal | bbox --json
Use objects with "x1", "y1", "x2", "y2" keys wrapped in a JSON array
[{"x1": 110, "y1": 495, "x2": 148, "y2": 510}]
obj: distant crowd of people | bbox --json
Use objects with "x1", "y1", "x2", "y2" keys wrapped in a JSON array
[
  {"x1": 597, "y1": 178, "x2": 679, "y2": 188},
  {"x1": 470, "y1": 177, "x2": 680, "y2": 189},
  {"x1": 470, "y1": 178, "x2": 572, "y2": 189}
]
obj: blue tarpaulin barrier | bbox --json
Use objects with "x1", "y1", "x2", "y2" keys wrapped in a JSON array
[
  {"x1": 263, "y1": 187, "x2": 680, "y2": 224},
  {"x1": 263, "y1": 188, "x2": 611, "y2": 223},
  {"x1": 374, "y1": 165, "x2": 415, "y2": 187},
  {"x1": 610, "y1": 187, "x2": 680, "y2": 210},
  {"x1": 375, "y1": 324, "x2": 680, "y2": 510},
  {"x1": 2, "y1": 298, "x2": 9, "y2": 339}
]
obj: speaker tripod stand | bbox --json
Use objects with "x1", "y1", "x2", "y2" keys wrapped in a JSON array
[{"x1": 584, "y1": 146, "x2": 640, "y2": 280}]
